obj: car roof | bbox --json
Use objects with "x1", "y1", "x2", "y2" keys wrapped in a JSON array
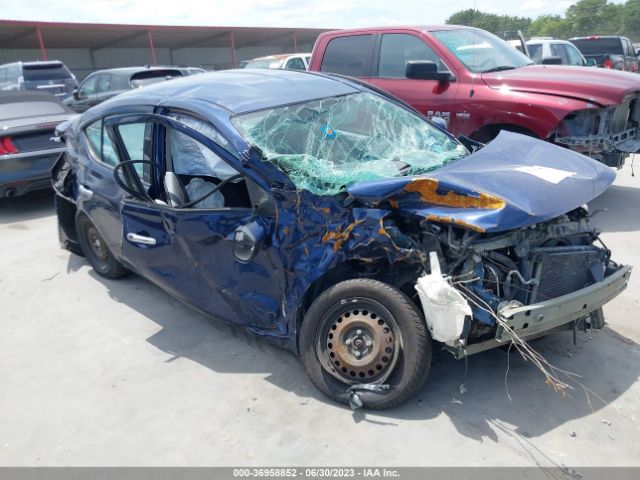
[
  {"x1": 320, "y1": 25, "x2": 474, "y2": 36},
  {"x1": 101, "y1": 69, "x2": 362, "y2": 115},
  {"x1": 569, "y1": 35, "x2": 625, "y2": 40},
  {"x1": 88, "y1": 66, "x2": 182, "y2": 77},
  {"x1": 248, "y1": 53, "x2": 311, "y2": 61},
  {"x1": 527, "y1": 39, "x2": 572, "y2": 44}
]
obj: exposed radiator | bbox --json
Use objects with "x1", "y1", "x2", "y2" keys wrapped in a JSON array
[{"x1": 531, "y1": 247, "x2": 605, "y2": 302}]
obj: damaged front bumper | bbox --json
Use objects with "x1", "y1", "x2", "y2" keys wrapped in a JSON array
[{"x1": 450, "y1": 264, "x2": 632, "y2": 359}]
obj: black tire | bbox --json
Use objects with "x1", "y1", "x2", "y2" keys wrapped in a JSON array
[
  {"x1": 75, "y1": 214, "x2": 128, "y2": 279},
  {"x1": 300, "y1": 279, "x2": 431, "y2": 409}
]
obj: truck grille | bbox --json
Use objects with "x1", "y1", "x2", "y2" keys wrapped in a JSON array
[{"x1": 532, "y1": 247, "x2": 605, "y2": 302}]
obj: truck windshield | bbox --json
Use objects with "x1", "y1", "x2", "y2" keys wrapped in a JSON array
[
  {"x1": 232, "y1": 92, "x2": 468, "y2": 195},
  {"x1": 433, "y1": 29, "x2": 534, "y2": 73}
]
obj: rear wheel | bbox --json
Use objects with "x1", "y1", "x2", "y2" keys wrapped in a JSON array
[
  {"x1": 300, "y1": 279, "x2": 431, "y2": 409},
  {"x1": 76, "y1": 214, "x2": 128, "y2": 279}
]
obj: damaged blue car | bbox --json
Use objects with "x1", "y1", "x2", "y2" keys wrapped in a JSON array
[{"x1": 52, "y1": 69, "x2": 631, "y2": 409}]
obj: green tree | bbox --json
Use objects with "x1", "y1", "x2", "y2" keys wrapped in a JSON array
[
  {"x1": 446, "y1": 9, "x2": 531, "y2": 39},
  {"x1": 623, "y1": 0, "x2": 640, "y2": 38},
  {"x1": 528, "y1": 15, "x2": 569, "y2": 38},
  {"x1": 565, "y1": 0, "x2": 623, "y2": 36}
]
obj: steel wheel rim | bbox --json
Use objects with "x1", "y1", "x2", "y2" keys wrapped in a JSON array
[
  {"x1": 315, "y1": 297, "x2": 402, "y2": 385},
  {"x1": 86, "y1": 225, "x2": 108, "y2": 262}
]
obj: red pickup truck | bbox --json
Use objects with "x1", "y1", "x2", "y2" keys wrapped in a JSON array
[{"x1": 309, "y1": 26, "x2": 640, "y2": 167}]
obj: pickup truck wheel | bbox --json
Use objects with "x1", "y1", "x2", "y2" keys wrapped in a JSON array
[
  {"x1": 300, "y1": 279, "x2": 431, "y2": 409},
  {"x1": 76, "y1": 214, "x2": 128, "y2": 279}
]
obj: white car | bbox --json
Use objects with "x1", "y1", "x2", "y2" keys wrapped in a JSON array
[
  {"x1": 510, "y1": 38, "x2": 588, "y2": 66},
  {"x1": 243, "y1": 53, "x2": 311, "y2": 70}
]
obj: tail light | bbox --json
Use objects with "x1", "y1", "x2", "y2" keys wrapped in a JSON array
[
  {"x1": 603, "y1": 59, "x2": 614, "y2": 69},
  {"x1": 0, "y1": 137, "x2": 19, "y2": 156}
]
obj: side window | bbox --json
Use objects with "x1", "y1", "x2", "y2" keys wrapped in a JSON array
[
  {"x1": 79, "y1": 75, "x2": 98, "y2": 97},
  {"x1": 320, "y1": 34, "x2": 374, "y2": 76},
  {"x1": 527, "y1": 44, "x2": 543, "y2": 63},
  {"x1": 166, "y1": 126, "x2": 249, "y2": 209},
  {"x1": 378, "y1": 33, "x2": 447, "y2": 78},
  {"x1": 167, "y1": 127, "x2": 237, "y2": 179},
  {"x1": 550, "y1": 44, "x2": 569, "y2": 64},
  {"x1": 115, "y1": 122, "x2": 153, "y2": 183},
  {"x1": 97, "y1": 74, "x2": 112, "y2": 93},
  {"x1": 625, "y1": 39, "x2": 635, "y2": 57},
  {"x1": 564, "y1": 44, "x2": 584, "y2": 66},
  {"x1": 84, "y1": 119, "x2": 119, "y2": 167},
  {"x1": 285, "y1": 57, "x2": 306, "y2": 70}
]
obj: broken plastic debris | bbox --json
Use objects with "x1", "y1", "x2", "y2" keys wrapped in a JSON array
[
  {"x1": 415, "y1": 251, "x2": 472, "y2": 344},
  {"x1": 233, "y1": 92, "x2": 467, "y2": 195}
]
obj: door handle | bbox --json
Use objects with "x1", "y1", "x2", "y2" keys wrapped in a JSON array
[
  {"x1": 126, "y1": 232, "x2": 157, "y2": 246},
  {"x1": 78, "y1": 184, "x2": 93, "y2": 198}
]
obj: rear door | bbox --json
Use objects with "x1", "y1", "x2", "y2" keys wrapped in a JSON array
[
  {"x1": 318, "y1": 33, "x2": 376, "y2": 80},
  {"x1": 111, "y1": 113, "x2": 286, "y2": 331},
  {"x1": 368, "y1": 31, "x2": 460, "y2": 131}
]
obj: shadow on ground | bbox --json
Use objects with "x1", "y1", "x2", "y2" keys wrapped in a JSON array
[
  {"x1": 0, "y1": 189, "x2": 55, "y2": 225},
  {"x1": 589, "y1": 184, "x2": 640, "y2": 233},
  {"x1": 68, "y1": 253, "x2": 640, "y2": 444}
]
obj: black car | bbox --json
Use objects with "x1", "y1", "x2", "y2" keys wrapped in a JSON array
[
  {"x1": 64, "y1": 66, "x2": 184, "y2": 112},
  {"x1": 0, "y1": 91, "x2": 75, "y2": 198},
  {"x1": 0, "y1": 60, "x2": 78, "y2": 100},
  {"x1": 570, "y1": 36, "x2": 639, "y2": 72}
]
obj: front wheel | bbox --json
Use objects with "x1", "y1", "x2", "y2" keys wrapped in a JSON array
[{"x1": 300, "y1": 279, "x2": 431, "y2": 409}]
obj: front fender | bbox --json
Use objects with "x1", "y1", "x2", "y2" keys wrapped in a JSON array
[{"x1": 461, "y1": 87, "x2": 602, "y2": 140}]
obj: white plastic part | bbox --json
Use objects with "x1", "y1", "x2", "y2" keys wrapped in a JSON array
[{"x1": 415, "y1": 252, "x2": 472, "y2": 345}]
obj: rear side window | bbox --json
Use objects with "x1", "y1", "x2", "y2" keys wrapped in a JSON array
[
  {"x1": 285, "y1": 57, "x2": 306, "y2": 70},
  {"x1": 320, "y1": 34, "x2": 374, "y2": 77},
  {"x1": 564, "y1": 44, "x2": 584, "y2": 65},
  {"x1": 97, "y1": 74, "x2": 112, "y2": 93},
  {"x1": 115, "y1": 122, "x2": 153, "y2": 183},
  {"x1": 550, "y1": 44, "x2": 569, "y2": 64},
  {"x1": 85, "y1": 119, "x2": 118, "y2": 167},
  {"x1": 528, "y1": 44, "x2": 543, "y2": 63},
  {"x1": 130, "y1": 70, "x2": 182, "y2": 88},
  {"x1": 22, "y1": 64, "x2": 73, "y2": 81},
  {"x1": 378, "y1": 33, "x2": 446, "y2": 78}
]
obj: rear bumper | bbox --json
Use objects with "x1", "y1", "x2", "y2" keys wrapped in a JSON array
[
  {"x1": 453, "y1": 264, "x2": 632, "y2": 359},
  {"x1": 0, "y1": 150, "x2": 64, "y2": 197}
]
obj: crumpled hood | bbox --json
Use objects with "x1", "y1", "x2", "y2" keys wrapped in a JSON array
[
  {"x1": 347, "y1": 131, "x2": 615, "y2": 233},
  {"x1": 481, "y1": 65, "x2": 640, "y2": 106}
]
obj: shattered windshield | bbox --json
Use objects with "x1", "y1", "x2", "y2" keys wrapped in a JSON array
[{"x1": 232, "y1": 92, "x2": 468, "y2": 195}]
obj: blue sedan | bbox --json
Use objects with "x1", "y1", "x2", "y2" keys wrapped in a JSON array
[{"x1": 52, "y1": 69, "x2": 630, "y2": 409}]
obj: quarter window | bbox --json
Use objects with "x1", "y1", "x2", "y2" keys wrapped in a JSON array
[
  {"x1": 378, "y1": 33, "x2": 447, "y2": 78},
  {"x1": 320, "y1": 34, "x2": 374, "y2": 77},
  {"x1": 84, "y1": 119, "x2": 119, "y2": 167}
]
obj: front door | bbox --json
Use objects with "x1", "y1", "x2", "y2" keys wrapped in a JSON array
[
  {"x1": 368, "y1": 32, "x2": 460, "y2": 131},
  {"x1": 110, "y1": 113, "x2": 286, "y2": 332}
]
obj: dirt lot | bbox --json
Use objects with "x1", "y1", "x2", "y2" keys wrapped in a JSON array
[{"x1": 0, "y1": 163, "x2": 638, "y2": 467}]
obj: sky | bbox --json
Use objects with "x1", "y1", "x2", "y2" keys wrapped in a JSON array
[{"x1": 0, "y1": 0, "x2": 628, "y2": 28}]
